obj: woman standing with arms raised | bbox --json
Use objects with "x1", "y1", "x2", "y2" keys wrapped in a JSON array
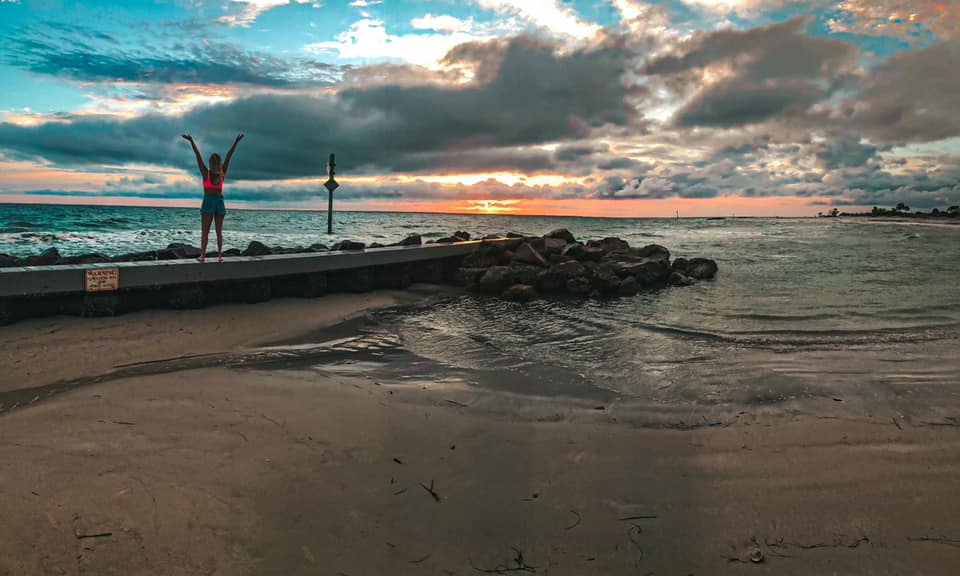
[{"x1": 181, "y1": 133, "x2": 244, "y2": 262}]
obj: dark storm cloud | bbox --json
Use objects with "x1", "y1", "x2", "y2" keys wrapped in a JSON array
[
  {"x1": 844, "y1": 39, "x2": 960, "y2": 143},
  {"x1": 644, "y1": 17, "x2": 859, "y2": 128},
  {"x1": 5, "y1": 22, "x2": 345, "y2": 87},
  {"x1": 815, "y1": 136, "x2": 885, "y2": 169},
  {"x1": 0, "y1": 36, "x2": 631, "y2": 179},
  {"x1": 554, "y1": 142, "x2": 610, "y2": 162},
  {"x1": 674, "y1": 78, "x2": 825, "y2": 127}
]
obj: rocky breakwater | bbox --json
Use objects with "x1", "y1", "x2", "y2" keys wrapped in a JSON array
[{"x1": 457, "y1": 229, "x2": 717, "y2": 302}]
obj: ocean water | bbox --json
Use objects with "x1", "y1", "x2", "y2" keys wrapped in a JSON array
[{"x1": 3, "y1": 203, "x2": 959, "y2": 419}]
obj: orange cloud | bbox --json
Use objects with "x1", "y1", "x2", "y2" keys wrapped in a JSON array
[{"x1": 830, "y1": 0, "x2": 960, "y2": 38}]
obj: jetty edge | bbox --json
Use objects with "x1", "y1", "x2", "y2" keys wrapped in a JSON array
[{"x1": 0, "y1": 229, "x2": 717, "y2": 324}]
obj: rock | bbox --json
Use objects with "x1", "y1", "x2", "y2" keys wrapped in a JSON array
[
  {"x1": 331, "y1": 240, "x2": 365, "y2": 251},
  {"x1": 165, "y1": 243, "x2": 201, "y2": 259},
  {"x1": 396, "y1": 234, "x2": 422, "y2": 246},
  {"x1": 671, "y1": 257, "x2": 689, "y2": 274},
  {"x1": 610, "y1": 258, "x2": 670, "y2": 285},
  {"x1": 23, "y1": 247, "x2": 61, "y2": 266},
  {"x1": 506, "y1": 232, "x2": 526, "y2": 238},
  {"x1": 631, "y1": 244, "x2": 671, "y2": 262},
  {"x1": 502, "y1": 284, "x2": 538, "y2": 303},
  {"x1": 617, "y1": 276, "x2": 640, "y2": 296},
  {"x1": 307, "y1": 243, "x2": 329, "y2": 252},
  {"x1": 57, "y1": 253, "x2": 111, "y2": 265},
  {"x1": 686, "y1": 258, "x2": 718, "y2": 280},
  {"x1": 510, "y1": 264, "x2": 541, "y2": 286},
  {"x1": 463, "y1": 244, "x2": 506, "y2": 268},
  {"x1": 566, "y1": 276, "x2": 592, "y2": 296},
  {"x1": 582, "y1": 246, "x2": 605, "y2": 262},
  {"x1": 435, "y1": 236, "x2": 457, "y2": 244},
  {"x1": 369, "y1": 242, "x2": 385, "y2": 249},
  {"x1": 482, "y1": 234, "x2": 501, "y2": 240},
  {"x1": 513, "y1": 243, "x2": 548, "y2": 267},
  {"x1": 113, "y1": 250, "x2": 158, "y2": 262},
  {"x1": 543, "y1": 237, "x2": 568, "y2": 255},
  {"x1": 477, "y1": 266, "x2": 513, "y2": 294},
  {"x1": 591, "y1": 263, "x2": 621, "y2": 295},
  {"x1": 453, "y1": 231, "x2": 471, "y2": 241},
  {"x1": 587, "y1": 237, "x2": 629, "y2": 254},
  {"x1": 0, "y1": 253, "x2": 22, "y2": 268},
  {"x1": 223, "y1": 248, "x2": 243, "y2": 257},
  {"x1": 669, "y1": 272, "x2": 696, "y2": 287},
  {"x1": 545, "y1": 228, "x2": 576, "y2": 244},
  {"x1": 455, "y1": 267, "x2": 487, "y2": 288},
  {"x1": 538, "y1": 260, "x2": 587, "y2": 292},
  {"x1": 242, "y1": 241, "x2": 272, "y2": 257},
  {"x1": 561, "y1": 243, "x2": 587, "y2": 261}
]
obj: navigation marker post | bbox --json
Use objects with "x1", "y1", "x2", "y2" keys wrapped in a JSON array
[{"x1": 325, "y1": 153, "x2": 339, "y2": 235}]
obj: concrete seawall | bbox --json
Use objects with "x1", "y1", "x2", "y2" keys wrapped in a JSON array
[{"x1": 0, "y1": 240, "x2": 496, "y2": 325}]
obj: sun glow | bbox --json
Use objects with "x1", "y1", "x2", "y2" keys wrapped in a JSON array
[{"x1": 465, "y1": 199, "x2": 521, "y2": 213}]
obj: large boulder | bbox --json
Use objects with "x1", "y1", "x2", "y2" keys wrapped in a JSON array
[
  {"x1": 396, "y1": 234, "x2": 422, "y2": 246},
  {"x1": 545, "y1": 228, "x2": 577, "y2": 244},
  {"x1": 453, "y1": 231, "x2": 471, "y2": 241},
  {"x1": 113, "y1": 250, "x2": 158, "y2": 262},
  {"x1": 57, "y1": 253, "x2": 112, "y2": 265},
  {"x1": 164, "y1": 243, "x2": 201, "y2": 259},
  {"x1": 513, "y1": 243, "x2": 549, "y2": 267},
  {"x1": 686, "y1": 258, "x2": 718, "y2": 280},
  {"x1": 307, "y1": 243, "x2": 329, "y2": 252},
  {"x1": 502, "y1": 284, "x2": 538, "y2": 303},
  {"x1": 23, "y1": 247, "x2": 61, "y2": 266},
  {"x1": 477, "y1": 266, "x2": 513, "y2": 294},
  {"x1": 331, "y1": 240, "x2": 366, "y2": 251},
  {"x1": 543, "y1": 237, "x2": 568, "y2": 255},
  {"x1": 591, "y1": 263, "x2": 622, "y2": 295},
  {"x1": 566, "y1": 276, "x2": 592, "y2": 296},
  {"x1": 561, "y1": 243, "x2": 586, "y2": 261},
  {"x1": 669, "y1": 272, "x2": 696, "y2": 287},
  {"x1": 537, "y1": 259, "x2": 588, "y2": 293},
  {"x1": 456, "y1": 267, "x2": 487, "y2": 288},
  {"x1": 587, "y1": 237, "x2": 630, "y2": 254},
  {"x1": 463, "y1": 244, "x2": 507, "y2": 268},
  {"x1": 0, "y1": 254, "x2": 22, "y2": 268},
  {"x1": 610, "y1": 258, "x2": 671, "y2": 286},
  {"x1": 630, "y1": 244, "x2": 671, "y2": 262},
  {"x1": 242, "y1": 241, "x2": 272, "y2": 257},
  {"x1": 617, "y1": 276, "x2": 640, "y2": 296},
  {"x1": 510, "y1": 264, "x2": 541, "y2": 286}
]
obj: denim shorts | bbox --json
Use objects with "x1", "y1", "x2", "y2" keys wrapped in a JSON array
[{"x1": 201, "y1": 195, "x2": 225, "y2": 215}]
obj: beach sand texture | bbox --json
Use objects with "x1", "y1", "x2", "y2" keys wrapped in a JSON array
[{"x1": 2, "y1": 291, "x2": 960, "y2": 575}]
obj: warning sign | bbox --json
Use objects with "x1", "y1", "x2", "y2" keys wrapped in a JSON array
[{"x1": 85, "y1": 268, "x2": 119, "y2": 292}]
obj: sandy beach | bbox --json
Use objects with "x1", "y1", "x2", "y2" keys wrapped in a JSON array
[{"x1": 3, "y1": 290, "x2": 960, "y2": 575}]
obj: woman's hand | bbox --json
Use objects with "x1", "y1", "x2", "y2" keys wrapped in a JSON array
[
  {"x1": 235, "y1": 133, "x2": 244, "y2": 142},
  {"x1": 181, "y1": 134, "x2": 193, "y2": 142}
]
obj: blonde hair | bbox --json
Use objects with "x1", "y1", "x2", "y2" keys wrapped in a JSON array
[{"x1": 208, "y1": 153, "x2": 223, "y2": 183}]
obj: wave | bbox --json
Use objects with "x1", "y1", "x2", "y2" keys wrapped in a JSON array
[{"x1": 5, "y1": 220, "x2": 38, "y2": 228}]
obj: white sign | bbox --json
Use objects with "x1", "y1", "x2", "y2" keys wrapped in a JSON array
[
  {"x1": 324, "y1": 177, "x2": 339, "y2": 193},
  {"x1": 85, "y1": 268, "x2": 119, "y2": 292}
]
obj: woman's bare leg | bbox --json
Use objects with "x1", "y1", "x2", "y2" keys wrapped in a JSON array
[
  {"x1": 214, "y1": 213, "x2": 225, "y2": 262},
  {"x1": 199, "y1": 212, "x2": 213, "y2": 262}
]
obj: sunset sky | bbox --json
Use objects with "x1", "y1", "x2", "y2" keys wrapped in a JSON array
[{"x1": 0, "y1": 0, "x2": 958, "y2": 217}]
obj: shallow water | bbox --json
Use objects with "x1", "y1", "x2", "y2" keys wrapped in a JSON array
[{"x1": 2, "y1": 203, "x2": 958, "y2": 416}]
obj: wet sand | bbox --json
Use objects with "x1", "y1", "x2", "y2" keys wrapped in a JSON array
[{"x1": 2, "y1": 290, "x2": 960, "y2": 575}]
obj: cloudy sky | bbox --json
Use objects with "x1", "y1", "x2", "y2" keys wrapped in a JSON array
[{"x1": 0, "y1": 0, "x2": 957, "y2": 216}]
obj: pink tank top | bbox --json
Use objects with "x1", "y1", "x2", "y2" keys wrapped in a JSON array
[{"x1": 203, "y1": 174, "x2": 224, "y2": 195}]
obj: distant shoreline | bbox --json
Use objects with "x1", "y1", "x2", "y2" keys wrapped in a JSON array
[{"x1": 836, "y1": 216, "x2": 960, "y2": 228}]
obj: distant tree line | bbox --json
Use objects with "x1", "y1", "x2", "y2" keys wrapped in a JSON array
[{"x1": 818, "y1": 204, "x2": 960, "y2": 219}]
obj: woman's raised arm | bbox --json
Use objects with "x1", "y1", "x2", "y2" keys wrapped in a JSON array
[
  {"x1": 181, "y1": 134, "x2": 207, "y2": 177},
  {"x1": 223, "y1": 133, "x2": 244, "y2": 177}
]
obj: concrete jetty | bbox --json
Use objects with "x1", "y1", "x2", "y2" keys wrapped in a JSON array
[{"x1": 0, "y1": 240, "x2": 497, "y2": 325}]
